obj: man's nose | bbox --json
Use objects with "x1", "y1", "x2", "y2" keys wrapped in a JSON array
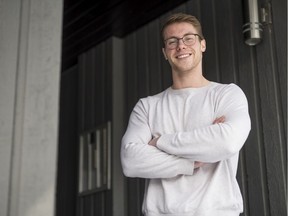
[{"x1": 176, "y1": 39, "x2": 186, "y2": 49}]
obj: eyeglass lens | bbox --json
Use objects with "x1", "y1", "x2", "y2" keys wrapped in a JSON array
[{"x1": 165, "y1": 34, "x2": 198, "y2": 49}]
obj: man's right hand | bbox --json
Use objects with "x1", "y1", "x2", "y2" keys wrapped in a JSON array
[
  {"x1": 194, "y1": 161, "x2": 204, "y2": 169},
  {"x1": 212, "y1": 115, "x2": 225, "y2": 124}
]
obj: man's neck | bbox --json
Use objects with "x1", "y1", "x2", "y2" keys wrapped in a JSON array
[{"x1": 171, "y1": 70, "x2": 210, "y2": 89}]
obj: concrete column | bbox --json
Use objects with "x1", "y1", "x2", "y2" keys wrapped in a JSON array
[
  {"x1": 0, "y1": 0, "x2": 21, "y2": 215},
  {"x1": 0, "y1": 0, "x2": 63, "y2": 215}
]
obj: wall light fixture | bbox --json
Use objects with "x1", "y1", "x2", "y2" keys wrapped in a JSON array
[{"x1": 242, "y1": 0, "x2": 263, "y2": 46}]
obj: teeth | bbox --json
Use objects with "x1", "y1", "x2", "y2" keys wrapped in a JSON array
[{"x1": 177, "y1": 54, "x2": 190, "y2": 58}]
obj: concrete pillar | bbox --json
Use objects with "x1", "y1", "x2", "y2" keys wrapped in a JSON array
[{"x1": 0, "y1": 0, "x2": 63, "y2": 215}]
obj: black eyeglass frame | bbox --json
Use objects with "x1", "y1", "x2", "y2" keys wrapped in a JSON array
[{"x1": 163, "y1": 33, "x2": 203, "y2": 49}]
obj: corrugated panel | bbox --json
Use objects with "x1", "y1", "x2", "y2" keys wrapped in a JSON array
[
  {"x1": 77, "y1": 191, "x2": 112, "y2": 216},
  {"x1": 56, "y1": 66, "x2": 78, "y2": 216},
  {"x1": 123, "y1": 0, "x2": 287, "y2": 215},
  {"x1": 78, "y1": 44, "x2": 112, "y2": 131},
  {"x1": 77, "y1": 42, "x2": 113, "y2": 216}
]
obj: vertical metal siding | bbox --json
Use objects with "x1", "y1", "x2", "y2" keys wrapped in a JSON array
[
  {"x1": 147, "y1": 20, "x2": 164, "y2": 95},
  {"x1": 272, "y1": 0, "x2": 287, "y2": 123},
  {"x1": 77, "y1": 42, "x2": 113, "y2": 216},
  {"x1": 57, "y1": 66, "x2": 78, "y2": 216},
  {"x1": 123, "y1": 0, "x2": 287, "y2": 215},
  {"x1": 79, "y1": 43, "x2": 112, "y2": 132}
]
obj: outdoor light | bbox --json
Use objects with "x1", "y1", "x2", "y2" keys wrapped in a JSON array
[{"x1": 242, "y1": 0, "x2": 263, "y2": 46}]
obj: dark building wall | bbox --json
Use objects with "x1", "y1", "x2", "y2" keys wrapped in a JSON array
[
  {"x1": 57, "y1": 66, "x2": 78, "y2": 216},
  {"x1": 57, "y1": 0, "x2": 286, "y2": 215},
  {"x1": 123, "y1": 0, "x2": 286, "y2": 215}
]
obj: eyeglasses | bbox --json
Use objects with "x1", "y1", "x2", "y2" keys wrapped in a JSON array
[{"x1": 164, "y1": 34, "x2": 202, "y2": 49}]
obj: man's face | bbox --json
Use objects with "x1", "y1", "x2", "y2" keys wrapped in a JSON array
[{"x1": 162, "y1": 22, "x2": 206, "y2": 74}]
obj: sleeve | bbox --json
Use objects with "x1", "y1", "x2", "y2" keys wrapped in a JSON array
[
  {"x1": 156, "y1": 84, "x2": 251, "y2": 163},
  {"x1": 121, "y1": 99, "x2": 195, "y2": 179}
]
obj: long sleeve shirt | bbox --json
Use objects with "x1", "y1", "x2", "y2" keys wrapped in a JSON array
[{"x1": 121, "y1": 82, "x2": 251, "y2": 216}]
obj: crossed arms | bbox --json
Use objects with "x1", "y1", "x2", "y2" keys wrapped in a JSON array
[
  {"x1": 121, "y1": 85, "x2": 251, "y2": 179},
  {"x1": 148, "y1": 116, "x2": 226, "y2": 169}
]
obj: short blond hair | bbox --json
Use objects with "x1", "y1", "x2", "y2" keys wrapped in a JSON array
[{"x1": 161, "y1": 13, "x2": 204, "y2": 40}]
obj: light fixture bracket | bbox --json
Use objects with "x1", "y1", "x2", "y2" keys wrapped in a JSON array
[{"x1": 260, "y1": 2, "x2": 272, "y2": 25}]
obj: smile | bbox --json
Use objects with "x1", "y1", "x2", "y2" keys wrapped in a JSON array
[{"x1": 176, "y1": 53, "x2": 191, "y2": 59}]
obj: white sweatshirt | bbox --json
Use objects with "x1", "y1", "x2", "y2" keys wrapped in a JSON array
[{"x1": 121, "y1": 82, "x2": 251, "y2": 216}]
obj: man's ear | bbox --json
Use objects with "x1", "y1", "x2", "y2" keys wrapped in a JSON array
[
  {"x1": 201, "y1": 39, "x2": 206, "y2": 52},
  {"x1": 162, "y1": 48, "x2": 168, "y2": 60}
]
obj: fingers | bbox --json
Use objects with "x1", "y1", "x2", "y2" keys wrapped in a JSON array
[
  {"x1": 148, "y1": 137, "x2": 159, "y2": 147},
  {"x1": 213, "y1": 116, "x2": 225, "y2": 124},
  {"x1": 194, "y1": 161, "x2": 204, "y2": 169}
]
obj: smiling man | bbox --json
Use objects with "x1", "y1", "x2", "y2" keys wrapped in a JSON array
[{"x1": 121, "y1": 13, "x2": 251, "y2": 216}]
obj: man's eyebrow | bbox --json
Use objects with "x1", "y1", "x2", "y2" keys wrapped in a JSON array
[{"x1": 165, "y1": 32, "x2": 197, "y2": 40}]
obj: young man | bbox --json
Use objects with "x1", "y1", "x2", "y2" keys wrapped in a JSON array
[{"x1": 121, "y1": 13, "x2": 251, "y2": 216}]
